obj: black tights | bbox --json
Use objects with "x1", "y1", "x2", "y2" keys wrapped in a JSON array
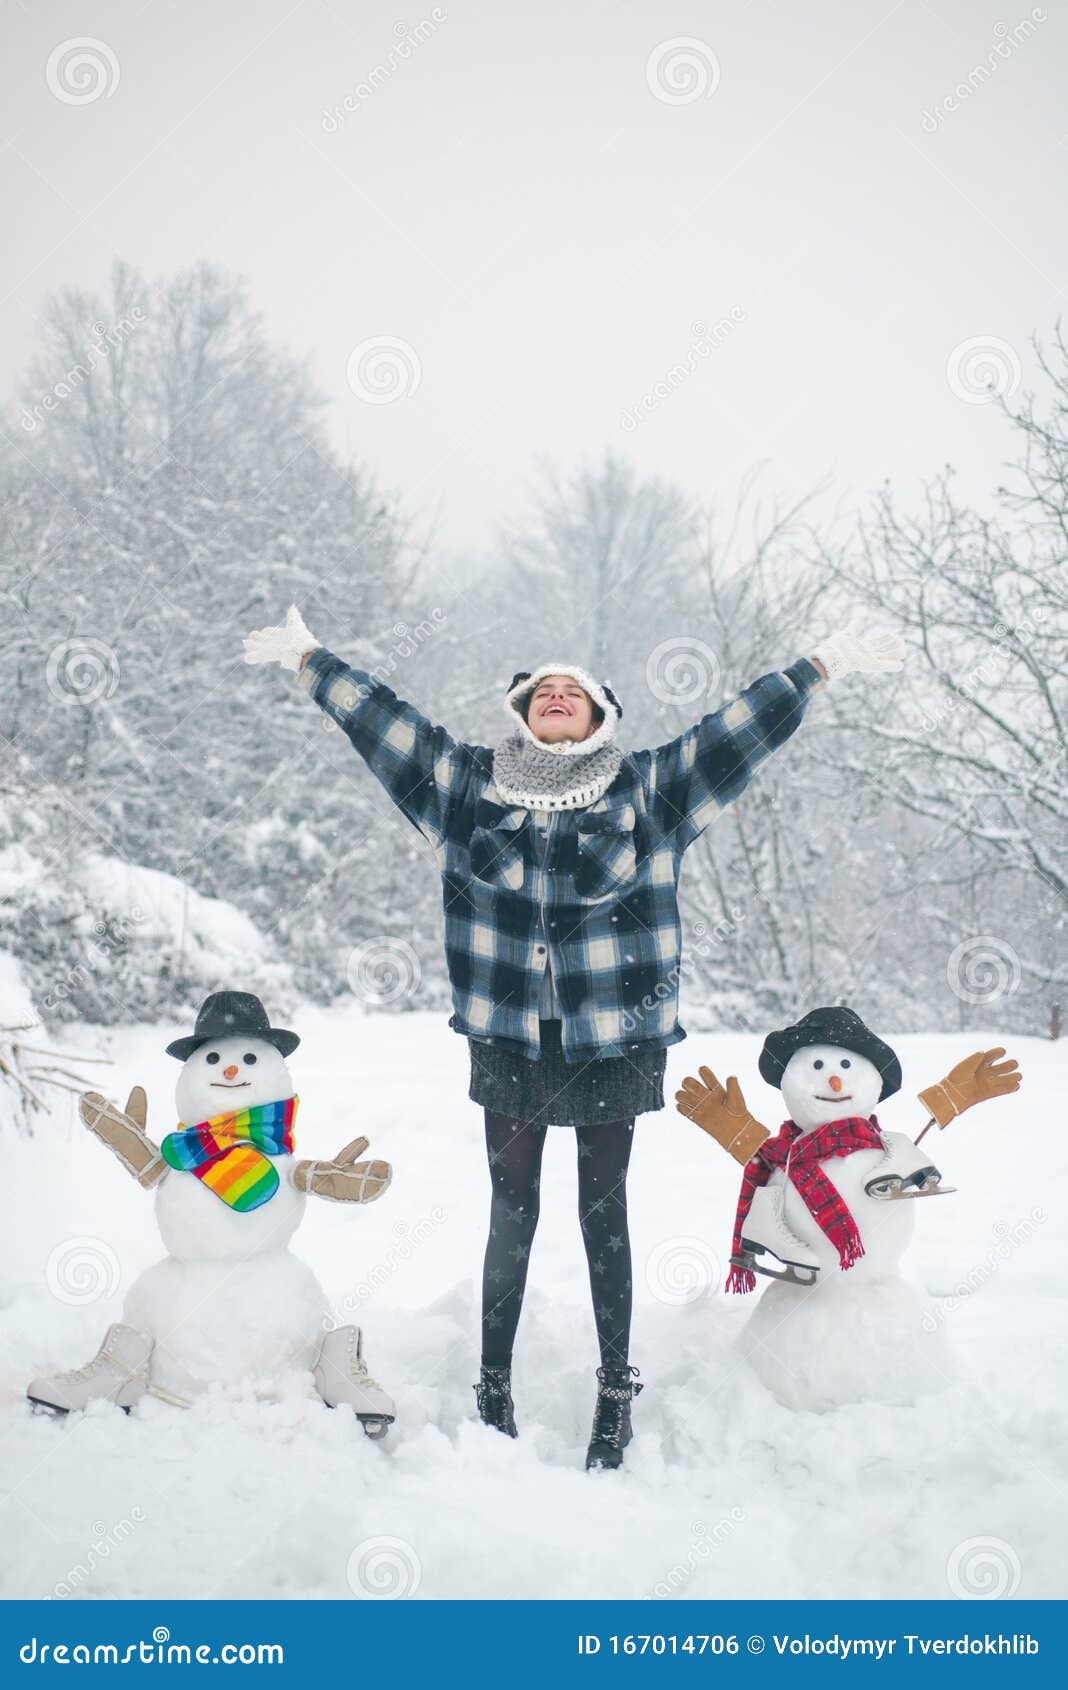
[{"x1": 480, "y1": 1110, "x2": 635, "y2": 1370}]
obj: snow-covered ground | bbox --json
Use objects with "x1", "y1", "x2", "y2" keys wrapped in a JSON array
[{"x1": 0, "y1": 1008, "x2": 1063, "y2": 1601}]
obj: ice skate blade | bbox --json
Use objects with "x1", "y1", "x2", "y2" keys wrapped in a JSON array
[
  {"x1": 27, "y1": 1396, "x2": 135, "y2": 1417},
  {"x1": 357, "y1": 1414, "x2": 393, "y2": 1440},
  {"x1": 865, "y1": 1171, "x2": 957, "y2": 1201},
  {"x1": 733, "y1": 1246, "x2": 820, "y2": 1288}
]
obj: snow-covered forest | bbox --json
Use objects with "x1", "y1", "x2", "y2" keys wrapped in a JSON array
[{"x1": 1, "y1": 260, "x2": 1064, "y2": 1062}]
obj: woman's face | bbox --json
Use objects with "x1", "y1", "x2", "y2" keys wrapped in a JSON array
[{"x1": 527, "y1": 675, "x2": 597, "y2": 744}]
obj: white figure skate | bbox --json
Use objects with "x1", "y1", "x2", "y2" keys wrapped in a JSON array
[
  {"x1": 313, "y1": 1325, "x2": 396, "y2": 1439},
  {"x1": 27, "y1": 1323, "x2": 153, "y2": 1415},
  {"x1": 731, "y1": 1184, "x2": 822, "y2": 1287},
  {"x1": 864, "y1": 1130, "x2": 956, "y2": 1201}
]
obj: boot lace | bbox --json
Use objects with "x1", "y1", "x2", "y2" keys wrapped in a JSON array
[
  {"x1": 474, "y1": 1365, "x2": 516, "y2": 1433},
  {"x1": 590, "y1": 1364, "x2": 642, "y2": 1450}
]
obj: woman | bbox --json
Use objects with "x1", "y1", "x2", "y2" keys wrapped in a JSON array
[{"x1": 244, "y1": 607, "x2": 903, "y2": 1468}]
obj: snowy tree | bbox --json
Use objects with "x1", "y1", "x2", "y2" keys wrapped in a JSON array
[{"x1": 812, "y1": 333, "x2": 1068, "y2": 1032}]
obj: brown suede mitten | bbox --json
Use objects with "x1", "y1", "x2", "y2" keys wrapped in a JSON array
[
  {"x1": 293, "y1": 1134, "x2": 392, "y2": 1203},
  {"x1": 80, "y1": 1088, "x2": 168, "y2": 1187},
  {"x1": 675, "y1": 1067, "x2": 770, "y2": 1164},
  {"x1": 918, "y1": 1047, "x2": 1022, "y2": 1128}
]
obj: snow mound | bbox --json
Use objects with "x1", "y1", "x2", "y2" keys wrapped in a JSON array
[
  {"x1": 0, "y1": 1012, "x2": 1064, "y2": 1600},
  {"x1": 0, "y1": 830, "x2": 290, "y2": 1024},
  {"x1": 739, "y1": 1274, "x2": 956, "y2": 1411}
]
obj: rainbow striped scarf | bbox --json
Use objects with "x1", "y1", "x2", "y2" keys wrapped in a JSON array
[{"x1": 161, "y1": 1097, "x2": 298, "y2": 1211}]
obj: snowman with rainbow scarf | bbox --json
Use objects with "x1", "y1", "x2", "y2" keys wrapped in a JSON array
[{"x1": 27, "y1": 992, "x2": 397, "y2": 1437}]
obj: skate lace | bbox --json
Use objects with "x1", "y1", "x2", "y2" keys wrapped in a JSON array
[
  {"x1": 69, "y1": 1343, "x2": 140, "y2": 1383},
  {"x1": 347, "y1": 1340, "x2": 381, "y2": 1392},
  {"x1": 69, "y1": 1355, "x2": 108, "y2": 1381}
]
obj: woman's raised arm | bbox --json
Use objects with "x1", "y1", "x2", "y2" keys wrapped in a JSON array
[
  {"x1": 244, "y1": 605, "x2": 470, "y2": 848},
  {"x1": 636, "y1": 622, "x2": 904, "y2": 851}
]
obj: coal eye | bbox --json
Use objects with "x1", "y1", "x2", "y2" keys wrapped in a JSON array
[
  {"x1": 813, "y1": 1059, "x2": 824, "y2": 1071},
  {"x1": 205, "y1": 1051, "x2": 220, "y2": 1065},
  {"x1": 841, "y1": 1058, "x2": 851, "y2": 1069},
  {"x1": 243, "y1": 1052, "x2": 257, "y2": 1066}
]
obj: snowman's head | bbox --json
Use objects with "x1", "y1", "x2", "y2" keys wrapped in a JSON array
[
  {"x1": 780, "y1": 1043, "x2": 883, "y2": 1133},
  {"x1": 175, "y1": 1035, "x2": 295, "y2": 1127}
]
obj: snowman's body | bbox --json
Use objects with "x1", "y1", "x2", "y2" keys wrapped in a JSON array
[
  {"x1": 764, "y1": 1044, "x2": 914, "y2": 1277},
  {"x1": 768, "y1": 1148, "x2": 916, "y2": 1282},
  {"x1": 122, "y1": 1035, "x2": 329, "y2": 1399},
  {"x1": 741, "y1": 1043, "x2": 953, "y2": 1408}
]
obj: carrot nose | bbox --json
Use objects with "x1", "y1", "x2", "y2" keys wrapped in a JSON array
[
  {"x1": 223, "y1": 1064, "x2": 239, "y2": 1080},
  {"x1": 828, "y1": 1074, "x2": 843, "y2": 1093}
]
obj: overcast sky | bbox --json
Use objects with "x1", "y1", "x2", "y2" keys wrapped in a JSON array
[{"x1": 2, "y1": 0, "x2": 1065, "y2": 551}]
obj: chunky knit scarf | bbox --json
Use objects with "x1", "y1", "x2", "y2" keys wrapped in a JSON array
[
  {"x1": 161, "y1": 1096, "x2": 298, "y2": 1211},
  {"x1": 726, "y1": 1115, "x2": 884, "y2": 1294},
  {"x1": 492, "y1": 732, "x2": 623, "y2": 811}
]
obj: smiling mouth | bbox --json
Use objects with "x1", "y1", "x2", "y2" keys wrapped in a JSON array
[
  {"x1": 814, "y1": 1092, "x2": 852, "y2": 1102},
  {"x1": 211, "y1": 1081, "x2": 250, "y2": 1088},
  {"x1": 541, "y1": 705, "x2": 570, "y2": 716}
]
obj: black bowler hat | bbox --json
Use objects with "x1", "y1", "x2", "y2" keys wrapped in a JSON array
[
  {"x1": 165, "y1": 991, "x2": 300, "y2": 1062},
  {"x1": 758, "y1": 1006, "x2": 901, "y2": 1101}
]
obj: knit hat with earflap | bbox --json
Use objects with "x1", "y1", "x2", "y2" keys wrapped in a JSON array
[{"x1": 493, "y1": 663, "x2": 625, "y2": 810}]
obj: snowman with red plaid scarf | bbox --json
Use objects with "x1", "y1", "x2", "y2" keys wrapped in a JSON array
[{"x1": 677, "y1": 1007, "x2": 1022, "y2": 1409}]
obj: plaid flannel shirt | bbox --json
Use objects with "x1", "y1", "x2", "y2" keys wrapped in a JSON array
[{"x1": 300, "y1": 648, "x2": 822, "y2": 1064}]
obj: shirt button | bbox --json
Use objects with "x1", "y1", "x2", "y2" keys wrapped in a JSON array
[{"x1": 536, "y1": 945, "x2": 546, "y2": 955}]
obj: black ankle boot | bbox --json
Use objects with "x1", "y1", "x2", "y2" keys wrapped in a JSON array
[
  {"x1": 585, "y1": 1363, "x2": 642, "y2": 1470},
  {"x1": 474, "y1": 1364, "x2": 517, "y2": 1438}
]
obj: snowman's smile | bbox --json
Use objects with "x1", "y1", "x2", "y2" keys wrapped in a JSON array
[
  {"x1": 210, "y1": 1080, "x2": 251, "y2": 1089},
  {"x1": 814, "y1": 1092, "x2": 852, "y2": 1102}
]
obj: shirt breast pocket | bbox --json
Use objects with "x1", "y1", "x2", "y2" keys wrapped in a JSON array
[
  {"x1": 574, "y1": 801, "x2": 638, "y2": 900},
  {"x1": 469, "y1": 799, "x2": 529, "y2": 891}
]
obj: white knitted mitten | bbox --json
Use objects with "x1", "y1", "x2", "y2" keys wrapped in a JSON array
[
  {"x1": 812, "y1": 622, "x2": 905, "y2": 682},
  {"x1": 243, "y1": 605, "x2": 320, "y2": 672}
]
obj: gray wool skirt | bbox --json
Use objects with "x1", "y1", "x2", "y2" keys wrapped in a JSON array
[{"x1": 468, "y1": 1019, "x2": 667, "y2": 1128}]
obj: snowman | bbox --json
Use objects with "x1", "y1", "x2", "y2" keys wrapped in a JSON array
[
  {"x1": 676, "y1": 1006, "x2": 1022, "y2": 1410},
  {"x1": 27, "y1": 992, "x2": 397, "y2": 1437}
]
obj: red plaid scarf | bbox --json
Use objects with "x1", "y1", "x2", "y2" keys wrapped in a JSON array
[{"x1": 726, "y1": 1115, "x2": 884, "y2": 1294}]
